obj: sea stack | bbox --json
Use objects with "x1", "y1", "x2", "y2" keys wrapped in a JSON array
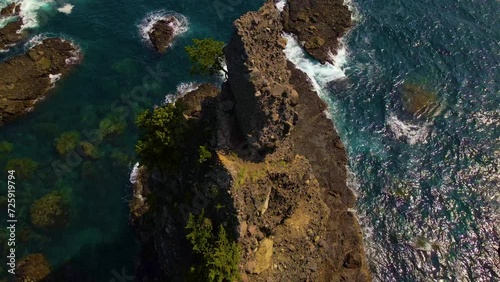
[
  {"x1": 148, "y1": 17, "x2": 178, "y2": 53},
  {"x1": 131, "y1": 1, "x2": 371, "y2": 281}
]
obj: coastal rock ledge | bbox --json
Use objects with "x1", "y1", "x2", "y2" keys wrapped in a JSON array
[
  {"x1": 0, "y1": 38, "x2": 80, "y2": 126},
  {"x1": 148, "y1": 17, "x2": 176, "y2": 53},
  {"x1": 130, "y1": 1, "x2": 371, "y2": 281}
]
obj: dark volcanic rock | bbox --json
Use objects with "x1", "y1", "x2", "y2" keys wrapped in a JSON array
[
  {"x1": 131, "y1": 1, "x2": 371, "y2": 281},
  {"x1": 224, "y1": 2, "x2": 298, "y2": 154},
  {"x1": 282, "y1": 0, "x2": 352, "y2": 63},
  {"x1": 0, "y1": 2, "x2": 21, "y2": 17},
  {"x1": 0, "y1": 38, "x2": 80, "y2": 126},
  {"x1": 0, "y1": 18, "x2": 25, "y2": 50},
  {"x1": 148, "y1": 17, "x2": 176, "y2": 53}
]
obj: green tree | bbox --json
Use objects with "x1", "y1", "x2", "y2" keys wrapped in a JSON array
[
  {"x1": 186, "y1": 210, "x2": 213, "y2": 254},
  {"x1": 207, "y1": 226, "x2": 241, "y2": 282},
  {"x1": 185, "y1": 211, "x2": 241, "y2": 282},
  {"x1": 185, "y1": 38, "x2": 227, "y2": 77},
  {"x1": 198, "y1": 146, "x2": 212, "y2": 164},
  {"x1": 135, "y1": 103, "x2": 187, "y2": 171}
]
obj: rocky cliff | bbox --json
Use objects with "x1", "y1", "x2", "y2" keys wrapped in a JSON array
[{"x1": 131, "y1": 1, "x2": 370, "y2": 281}]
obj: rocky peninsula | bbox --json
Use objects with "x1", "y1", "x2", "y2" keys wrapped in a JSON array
[
  {"x1": 0, "y1": 3, "x2": 25, "y2": 51},
  {"x1": 131, "y1": 1, "x2": 370, "y2": 281},
  {"x1": 0, "y1": 38, "x2": 80, "y2": 126}
]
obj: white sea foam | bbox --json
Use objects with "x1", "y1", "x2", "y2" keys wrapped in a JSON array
[
  {"x1": 25, "y1": 33, "x2": 47, "y2": 48},
  {"x1": 275, "y1": 0, "x2": 286, "y2": 12},
  {"x1": 138, "y1": 10, "x2": 189, "y2": 46},
  {"x1": 283, "y1": 33, "x2": 347, "y2": 98},
  {"x1": 164, "y1": 82, "x2": 201, "y2": 104},
  {"x1": 129, "y1": 162, "x2": 139, "y2": 184},
  {"x1": 387, "y1": 114, "x2": 430, "y2": 145},
  {"x1": 49, "y1": 73, "x2": 61, "y2": 84},
  {"x1": 19, "y1": 0, "x2": 55, "y2": 30},
  {"x1": 57, "y1": 3, "x2": 73, "y2": 14}
]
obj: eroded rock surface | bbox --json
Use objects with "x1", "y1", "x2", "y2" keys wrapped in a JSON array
[
  {"x1": 130, "y1": 1, "x2": 371, "y2": 281},
  {"x1": 0, "y1": 18, "x2": 25, "y2": 50},
  {"x1": 282, "y1": 0, "x2": 352, "y2": 63},
  {"x1": 17, "y1": 253, "x2": 52, "y2": 282},
  {"x1": 0, "y1": 38, "x2": 80, "y2": 126},
  {"x1": 224, "y1": 2, "x2": 298, "y2": 153},
  {"x1": 148, "y1": 17, "x2": 176, "y2": 53},
  {"x1": 1, "y1": 2, "x2": 21, "y2": 17}
]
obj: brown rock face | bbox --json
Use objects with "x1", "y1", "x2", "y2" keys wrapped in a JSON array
[
  {"x1": 1, "y1": 2, "x2": 21, "y2": 17},
  {"x1": 282, "y1": 0, "x2": 352, "y2": 63},
  {"x1": 224, "y1": 2, "x2": 298, "y2": 153},
  {"x1": 0, "y1": 18, "x2": 25, "y2": 50},
  {"x1": 0, "y1": 38, "x2": 80, "y2": 126},
  {"x1": 0, "y1": 3, "x2": 25, "y2": 50},
  {"x1": 148, "y1": 17, "x2": 176, "y2": 53}
]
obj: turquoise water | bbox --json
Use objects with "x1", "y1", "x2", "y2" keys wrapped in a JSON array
[
  {"x1": 326, "y1": 0, "x2": 499, "y2": 280},
  {"x1": 0, "y1": 0, "x2": 498, "y2": 281},
  {"x1": 0, "y1": 0, "x2": 263, "y2": 280}
]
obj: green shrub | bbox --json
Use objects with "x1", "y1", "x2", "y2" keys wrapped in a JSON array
[
  {"x1": 185, "y1": 38, "x2": 227, "y2": 77},
  {"x1": 135, "y1": 104, "x2": 187, "y2": 172},
  {"x1": 186, "y1": 211, "x2": 241, "y2": 282},
  {"x1": 198, "y1": 146, "x2": 212, "y2": 164}
]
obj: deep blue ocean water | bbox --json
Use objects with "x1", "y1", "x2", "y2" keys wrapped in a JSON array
[{"x1": 0, "y1": 0, "x2": 498, "y2": 281}]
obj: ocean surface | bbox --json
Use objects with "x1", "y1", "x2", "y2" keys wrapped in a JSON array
[{"x1": 0, "y1": 0, "x2": 498, "y2": 281}]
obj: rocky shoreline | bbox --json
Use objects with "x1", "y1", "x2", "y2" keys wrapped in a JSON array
[
  {"x1": 0, "y1": 38, "x2": 80, "y2": 126},
  {"x1": 131, "y1": 1, "x2": 370, "y2": 281}
]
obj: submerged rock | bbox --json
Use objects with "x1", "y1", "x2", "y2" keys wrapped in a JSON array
[
  {"x1": 148, "y1": 17, "x2": 177, "y2": 53},
  {"x1": 17, "y1": 253, "x2": 51, "y2": 282},
  {"x1": 54, "y1": 131, "x2": 81, "y2": 156},
  {"x1": 0, "y1": 38, "x2": 80, "y2": 126},
  {"x1": 30, "y1": 191, "x2": 70, "y2": 229},
  {"x1": 400, "y1": 81, "x2": 440, "y2": 118}
]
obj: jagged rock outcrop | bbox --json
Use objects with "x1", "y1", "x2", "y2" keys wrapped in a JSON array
[
  {"x1": 282, "y1": 0, "x2": 352, "y2": 63},
  {"x1": 148, "y1": 17, "x2": 176, "y2": 53},
  {"x1": 224, "y1": 2, "x2": 298, "y2": 154},
  {"x1": 0, "y1": 2, "x2": 21, "y2": 17},
  {"x1": 0, "y1": 38, "x2": 80, "y2": 126},
  {"x1": 0, "y1": 3, "x2": 25, "y2": 50},
  {"x1": 131, "y1": 1, "x2": 370, "y2": 281},
  {"x1": 0, "y1": 19, "x2": 25, "y2": 50}
]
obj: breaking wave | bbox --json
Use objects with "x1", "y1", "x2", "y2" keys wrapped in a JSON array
[
  {"x1": 282, "y1": 33, "x2": 347, "y2": 98},
  {"x1": 164, "y1": 82, "x2": 201, "y2": 104}
]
